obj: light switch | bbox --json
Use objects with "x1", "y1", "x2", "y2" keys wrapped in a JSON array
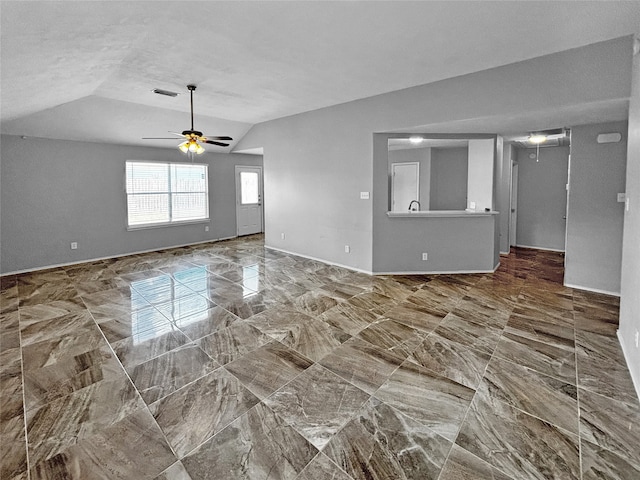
[
  {"x1": 617, "y1": 193, "x2": 626, "y2": 203},
  {"x1": 360, "y1": 192, "x2": 370, "y2": 200}
]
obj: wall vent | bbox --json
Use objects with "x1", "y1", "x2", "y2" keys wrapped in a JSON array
[{"x1": 152, "y1": 88, "x2": 179, "y2": 97}]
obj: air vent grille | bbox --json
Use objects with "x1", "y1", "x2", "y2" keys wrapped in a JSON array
[{"x1": 152, "y1": 88, "x2": 179, "y2": 97}]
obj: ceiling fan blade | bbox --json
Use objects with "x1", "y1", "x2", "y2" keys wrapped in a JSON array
[
  {"x1": 203, "y1": 135, "x2": 233, "y2": 141},
  {"x1": 142, "y1": 137, "x2": 181, "y2": 140},
  {"x1": 168, "y1": 131, "x2": 188, "y2": 137},
  {"x1": 203, "y1": 140, "x2": 230, "y2": 147}
]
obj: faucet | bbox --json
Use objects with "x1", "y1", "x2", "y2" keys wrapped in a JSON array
[{"x1": 408, "y1": 200, "x2": 421, "y2": 211}]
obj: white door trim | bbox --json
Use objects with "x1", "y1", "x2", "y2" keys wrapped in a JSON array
[{"x1": 235, "y1": 165, "x2": 264, "y2": 236}]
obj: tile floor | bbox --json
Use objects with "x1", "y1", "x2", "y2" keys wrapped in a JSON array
[{"x1": 1, "y1": 235, "x2": 638, "y2": 480}]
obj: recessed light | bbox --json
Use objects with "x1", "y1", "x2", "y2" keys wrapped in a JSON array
[{"x1": 528, "y1": 134, "x2": 547, "y2": 144}]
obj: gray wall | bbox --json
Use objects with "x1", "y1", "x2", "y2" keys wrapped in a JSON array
[
  {"x1": 235, "y1": 37, "x2": 632, "y2": 273},
  {"x1": 515, "y1": 145, "x2": 569, "y2": 251},
  {"x1": 0, "y1": 135, "x2": 262, "y2": 273},
  {"x1": 429, "y1": 147, "x2": 468, "y2": 210},
  {"x1": 564, "y1": 121, "x2": 627, "y2": 293},
  {"x1": 618, "y1": 44, "x2": 640, "y2": 401}
]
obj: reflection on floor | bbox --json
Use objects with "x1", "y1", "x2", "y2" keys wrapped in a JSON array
[{"x1": 1, "y1": 235, "x2": 638, "y2": 479}]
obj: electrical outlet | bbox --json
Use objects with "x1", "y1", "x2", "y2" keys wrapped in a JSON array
[
  {"x1": 281, "y1": 233, "x2": 285, "y2": 240},
  {"x1": 70, "y1": 242, "x2": 78, "y2": 250},
  {"x1": 345, "y1": 245, "x2": 350, "y2": 253},
  {"x1": 205, "y1": 226, "x2": 209, "y2": 232},
  {"x1": 422, "y1": 253, "x2": 428, "y2": 261}
]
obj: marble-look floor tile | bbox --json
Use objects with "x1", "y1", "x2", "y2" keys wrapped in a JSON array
[
  {"x1": 319, "y1": 337, "x2": 405, "y2": 394},
  {"x1": 181, "y1": 402, "x2": 318, "y2": 480},
  {"x1": 0, "y1": 347, "x2": 24, "y2": 422},
  {"x1": 154, "y1": 461, "x2": 193, "y2": 480},
  {"x1": 19, "y1": 310, "x2": 96, "y2": 347},
  {"x1": 451, "y1": 295, "x2": 512, "y2": 327},
  {"x1": 17, "y1": 297, "x2": 87, "y2": 325},
  {"x1": 150, "y1": 368, "x2": 260, "y2": 457},
  {"x1": 356, "y1": 319, "x2": 425, "y2": 359},
  {"x1": 375, "y1": 361, "x2": 474, "y2": 441},
  {"x1": 26, "y1": 374, "x2": 144, "y2": 466},
  {"x1": 248, "y1": 307, "x2": 351, "y2": 361},
  {"x1": 111, "y1": 329, "x2": 190, "y2": 370},
  {"x1": 493, "y1": 331, "x2": 576, "y2": 385},
  {"x1": 23, "y1": 343, "x2": 123, "y2": 411},
  {"x1": 155, "y1": 293, "x2": 216, "y2": 322},
  {"x1": 263, "y1": 363, "x2": 370, "y2": 449},
  {"x1": 317, "y1": 302, "x2": 380, "y2": 336},
  {"x1": 576, "y1": 330, "x2": 638, "y2": 405},
  {"x1": 296, "y1": 453, "x2": 353, "y2": 480},
  {"x1": 456, "y1": 391, "x2": 581, "y2": 480},
  {"x1": 438, "y1": 445, "x2": 514, "y2": 480},
  {"x1": 581, "y1": 438, "x2": 640, "y2": 480},
  {"x1": 95, "y1": 305, "x2": 174, "y2": 343},
  {"x1": 504, "y1": 313, "x2": 575, "y2": 350},
  {"x1": 0, "y1": 284, "x2": 19, "y2": 313},
  {"x1": 408, "y1": 333, "x2": 491, "y2": 390},
  {"x1": 29, "y1": 408, "x2": 176, "y2": 480},
  {"x1": 217, "y1": 292, "x2": 272, "y2": 320},
  {"x1": 0, "y1": 311, "x2": 20, "y2": 350},
  {"x1": 6, "y1": 237, "x2": 639, "y2": 480},
  {"x1": 478, "y1": 357, "x2": 578, "y2": 434},
  {"x1": 129, "y1": 343, "x2": 219, "y2": 404},
  {"x1": 434, "y1": 313, "x2": 502, "y2": 356},
  {"x1": 173, "y1": 305, "x2": 241, "y2": 341},
  {"x1": 382, "y1": 302, "x2": 446, "y2": 333},
  {"x1": 225, "y1": 341, "x2": 313, "y2": 399},
  {"x1": 20, "y1": 312, "x2": 107, "y2": 371},
  {"x1": 197, "y1": 321, "x2": 272, "y2": 365},
  {"x1": 323, "y1": 397, "x2": 452, "y2": 480},
  {"x1": 0, "y1": 411, "x2": 28, "y2": 480},
  {"x1": 578, "y1": 387, "x2": 640, "y2": 469},
  {"x1": 293, "y1": 290, "x2": 341, "y2": 316},
  {"x1": 346, "y1": 291, "x2": 397, "y2": 316}
]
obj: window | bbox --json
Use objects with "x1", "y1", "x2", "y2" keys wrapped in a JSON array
[{"x1": 126, "y1": 161, "x2": 208, "y2": 228}]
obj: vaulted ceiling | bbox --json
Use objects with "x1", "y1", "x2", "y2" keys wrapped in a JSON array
[{"x1": 2, "y1": 1, "x2": 639, "y2": 152}]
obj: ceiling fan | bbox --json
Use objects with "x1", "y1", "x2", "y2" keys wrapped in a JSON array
[{"x1": 143, "y1": 84, "x2": 232, "y2": 154}]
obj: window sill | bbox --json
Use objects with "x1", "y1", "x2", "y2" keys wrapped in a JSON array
[{"x1": 127, "y1": 219, "x2": 210, "y2": 231}]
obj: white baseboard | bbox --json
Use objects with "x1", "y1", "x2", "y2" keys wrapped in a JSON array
[
  {"x1": 515, "y1": 244, "x2": 565, "y2": 253},
  {"x1": 0, "y1": 236, "x2": 238, "y2": 276},
  {"x1": 563, "y1": 282, "x2": 621, "y2": 297},
  {"x1": 264, "y1": 245, "x2": 373, "y2": 275},
  {"x1": 617, "y1": 329, "x2": 640, "y2": 404}
]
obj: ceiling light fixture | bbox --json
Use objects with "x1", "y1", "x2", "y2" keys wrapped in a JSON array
[
  {"x1": 178, "y1": 139, "x2": 205, "y2": 155},
  {"x1": 528, "y1": 133, "x2": 547, "y2": 163},
  {"x1": 528, "y1": 134, "x2": 547, "y2": 144},
  {"x1": 409, "y1": 136, "x2": 424, "y2": 144}
]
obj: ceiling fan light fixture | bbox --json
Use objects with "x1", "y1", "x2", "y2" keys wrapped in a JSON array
[{"x1": 528, "y1": 134, "x2": 547, "y2": 144}]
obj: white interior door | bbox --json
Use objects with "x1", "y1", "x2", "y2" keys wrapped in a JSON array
[
  {"x1": 510, "y1": 162, "x2": 518, "y2": 247},
  {"x1": 236, "y1": 166, "x2": 263, "y2": 236},
  {"x1": 391, "y1": 162, "x2": 420, "y2": 212}
]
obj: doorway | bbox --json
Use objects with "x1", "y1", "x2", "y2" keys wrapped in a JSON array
[
  {"x1": 235, "y1": 166, "x2": 263, "y2": 236},
  {"x1": 391, "y1": 162, "x2": 419, "y2": 212}
]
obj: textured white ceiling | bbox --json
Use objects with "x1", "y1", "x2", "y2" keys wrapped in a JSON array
[{"x1": 1, "y1": 1, "x2": 639, "y2": 150}]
